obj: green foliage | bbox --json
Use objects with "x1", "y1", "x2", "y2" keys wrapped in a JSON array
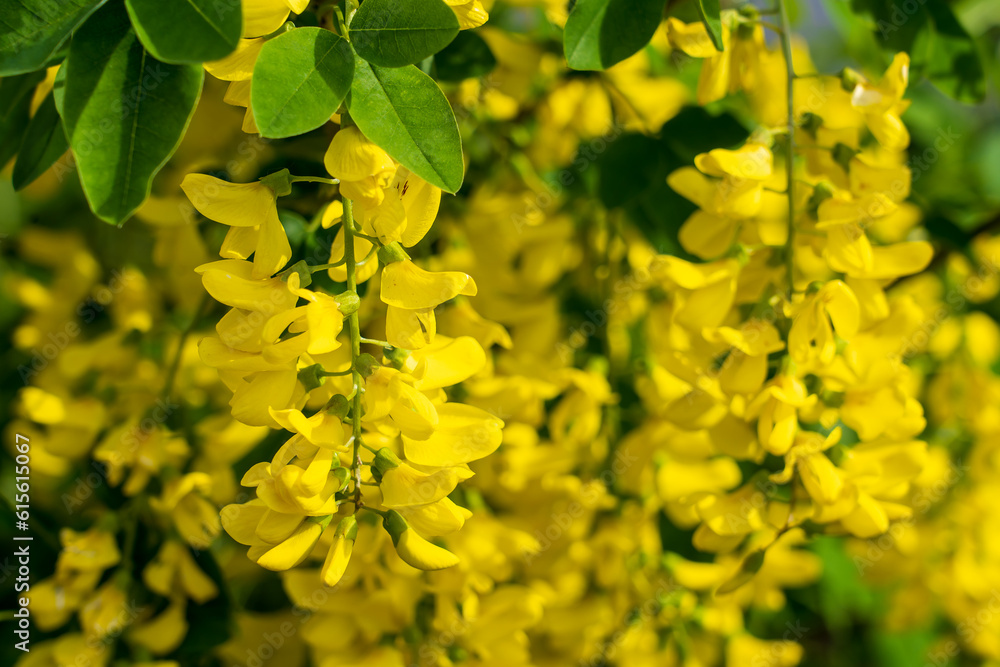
[
  {"x1": 0, "y1": 71, "x2": 44, "y2": 169},
  {"x1": 251, "y1": 27, "x2": 355, "y2": 139},
  {"x1": 347, "y1": 56, "x2": 464, "y2": 193},
  {"x1": 434, "y1": 30, "x2": 496, "y2": 81},
  {"x1": 839, "y1": 0, "x2": 986, "y2": 103},
  {"x1": 597, "y1": 107, "x2": 749, "y2": 254},
  {"x1": 563, "y1": 0, "x2": 664, "y2": 70},
  {"x1": 0, "y1": 0, "x2": 106, "y2": 75},
  {"x1": 125, "y1": 0, "x2": 242, "y2": 64},
  {"x1": 12, "y1": 93, "x2": 67, "y2": 190},
  {"x1": 350, "y1": 0, "x2": 459, "y2": 68},
  {"x1": 695, "y1": 0, "x2": 724, "y2": 51},
  {"x1": 62, "y1": 3, "x2": 203, "y2": 225}
]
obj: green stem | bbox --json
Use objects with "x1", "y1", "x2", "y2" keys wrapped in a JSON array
[
  {"x1": 309, "y1": 261, "x2": 347, "y2": 272},
  {"x1": 320, "y1": 368, "x2": 353, "y2": 377},
  {"x1": 776, "y1": 0, "x2": 797, "y2": 297},
  {"x1": 291, "y1": 176, "x2": 340, "y2": 185},
  {"x1": 360, "y1": 337, "x2": 393, "y2": 348},
  {"x1": 341, "y1": 158, "x2": 365, "y2": 511},
  {"x1": 162, "y1": 293, "x2": 209, "y2": 402}
]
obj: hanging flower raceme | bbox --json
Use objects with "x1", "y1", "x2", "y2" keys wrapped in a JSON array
[{"x1": 188, "y1": 123, "x2": 499, "y2": 587}]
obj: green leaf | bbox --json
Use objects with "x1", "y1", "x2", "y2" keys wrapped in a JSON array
[
  {"x1": 52, "y1": 63, "x2": 67, "y2": 113},
  {"x1": 563, "y1": 0, "x2": 664, "y2": 71},
  {"x1": 434, "y1": 30, "x2": 496, "y2": 81},
  {"x1": 350, "y1": 0, "x2": 459, "y2": 68},
  {"x1": 125, "y1": 0, "x2": 242, "y2": 64},
  {"x1": 915, "y1": 1, "x2": 986, "y2": 103},
  {"x1": 695, "y1": 0, "x2": 723, "y2": 51},
  {"x1": 846, "y1": 0, "x2": 985, "y2": 103},
  {"x1": 62, "y1": 3, "x2": 203, "y2": 225},
  {"x1": 12, "y1": 93, "x2": 68, "y2": 190},
  {"x1": 347, "y1": 57, "x2": 463, "y2": 193},
  {"x1": 0, "y1": 0, "x2": 107, "y2": 75},
  {"x1": 597, "y1": 134, "x2": 662, "y2": 209},
  {"x1": 251, "y1": 27, "x2": 354, "y2": 139},
  {"x1": 0, "y1": 70, "x2": 44, "y2": 169}
]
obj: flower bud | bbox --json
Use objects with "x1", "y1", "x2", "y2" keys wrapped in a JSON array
[
  {"x1": 355, "y1": 352, "x2": 380, "y2": 378},
  {"x1": 321, "y1": 515, "x2": 358, "y2": 587},
  {"x1": 336, "y1": 289, "x2": 360, "y2": 315},
  {"x1": 382, "y1": 510, "x2": 459, "y2": 570}
]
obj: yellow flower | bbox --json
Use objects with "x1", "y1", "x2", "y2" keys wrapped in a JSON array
[
  {"x1": 129, "y1": 598, "x2": 188, "y2": 655},
  {"x1": 372, "y1": 448, "x2": 474, "y2": 508},
  {"x1": 142, "y1": 541, "x2": 219, "y2": 604},
  {"x1": 849, "y1": 52, "x2": 911, "y2": 150},
  {"x1": 787, "y1": 280, "x2": 859, "y2": 364},
  {"x1": 195, "y1": 259, "x2": 298, "y2": 312},
  {"x1": 57, "y1": 529, "x2": 121, "y2": 576},
  {"x1": 401, "y1": 403, "x2": 503, "y2": 466},
  {"x1": 256, "y1": 518, "x2": 327, "y2": 571},
  {"x1": 382, "y1": 510, "x2": 460, "y2": 570},
  {"x1": 324, "y1": 126, "x2": 397, "y2": 208},
  {"x1": 151, "y1": 473, "x2": 221, "y2": 549},
  {"x1": 181, "y1": 175, "x2": 291, "y2": 279},
  {"x1": 726, "y1": 633, "x2": 804, "y2": 667},
  {"x1": 321, "y1": 516, "x2": 357, "y2": 587},
  {"x1": 705, "y1": 319, "x2": 786, "y2": 395},
  {"x1": 444, "y1": 0, "x2": 488, "y2": 29},
  {"x1": 380, "y1": 260, "x2": 478, "y2": 310},
  {"x1": 79, "y1": 581, "x2": 128, "y2": 639},
  {"x1": 650, "y1": 256, "x2": 739, "y2": 329}
]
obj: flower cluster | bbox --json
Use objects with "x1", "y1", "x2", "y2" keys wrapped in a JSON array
[{"x1": 183, "y1": 122, "x2": 505, "y2": 590}]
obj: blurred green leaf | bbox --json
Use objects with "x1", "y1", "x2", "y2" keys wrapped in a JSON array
[
  {"x1": 843, "y1": 0, "x2": 986, "y2": 103},
  {"x1": 434, "y1": 30, "x2": 496, "y2": 81},
  {"x1": 695, "y1": 0, "x2": 723, "y2": 51},
  {"x1": 563, "y1": 0, "x2": 664, "y2": 71},
  {"x1": 810, "y1": 535, "x2": 876, "y2": 630},
  {"x1": 0, "y1": 70, "x2": 44, "y2": 168},
  {"x1": 12, "y1": 93, "x2": 67, "y2": 190}
]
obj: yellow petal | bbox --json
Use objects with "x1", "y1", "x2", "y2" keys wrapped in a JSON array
[
  {"x1": 381, "y1": 260, "x2": 477, "y2": 310},
  {"x1": 398, "y1": 497, "x2": 472, "y2": 537},
  {"x1": 383, "y1": 510, "x2": 459, "y2": 570},
  {"x1": 204, "y1": 38, "x2": 264, "y2": 81},
  {"x1": 243, "y1": 0, "x2": 290, "y2": 38},
  {"x1": 196, "y1": 259, "x2": 298, "y2": 312},
  {"x1": 666, "y1": 18, "x2": 717, "y2": 58},
  {"x1": 323, "y1": 126, "x2": 395, "y2": 183},
  {"x1": 695, "y1": 143, "x2": 772, "y2": 180},
  {"x1": 379, "y1": 462, "x2": 472, "y2": 508},
  {"x1": 410, "y1": 335, "x2": 486, "y2": 390},
  {"x1": 180, "y1": 174, "x2": 276, "y2": 227},
  {"x1": 394, "y1": 167, "x2": 441, "y2": 247},
  {"x1": 386, "y1": 305, "x2": 436, "y2": 350},
  {"x1": 402, "y1": 403, "x2": 503, "y2": 466},
  {"x1": 251, "y1": 212, "x2": 292, "y2": 278},
  {"x1": 256, "y1": 521, "x2": 324, "y2": 571}
]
